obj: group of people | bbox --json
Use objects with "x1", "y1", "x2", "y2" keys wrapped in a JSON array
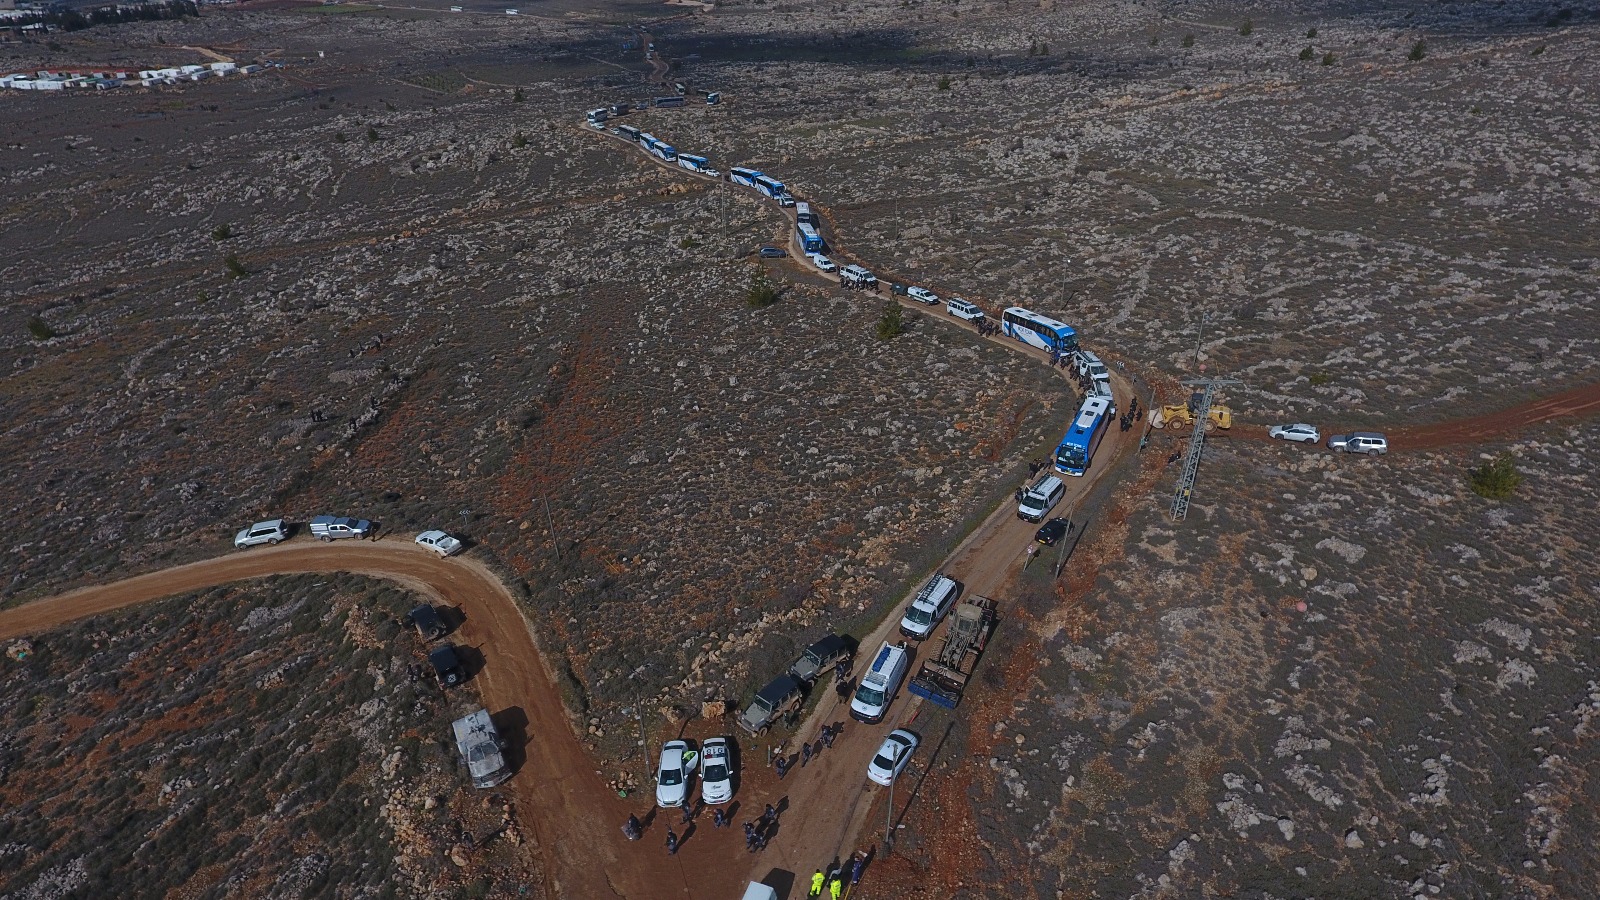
[
  {"x1": 776, "y1": 722, "x2": 841, "y2": 780},
  {"x1": 1118, "y1": 395, "x2": 1142, "y2": 432},
  {"x1": 808, "y1": 852, "x2": 868, "y2": 898},
  {"x1": 743, "y1": 803, "x2": 780, "y2": 852},
  {"x1": 839, "y1": 274, "x2": 881, "y2": 293},
  {"x1": 975, "y1": 318, "x2": 1001, "y2": 338}
]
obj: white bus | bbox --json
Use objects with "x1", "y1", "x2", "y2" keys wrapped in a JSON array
[
  {"x1": 676, "y1": 154, "x2": 715, "y2": 175},
  {"x1": 794, "y1": 201, "x2": 819, "y2": 227},
  {"x1": 1001, "y1": 307, "x2": 1079, "y2": 355},
  {"x1": 729, "y1": 167, "x2": 761, "y2": 188},
  {"x1": 585, "y1": 108, "x2": 608, "y2": 129}
]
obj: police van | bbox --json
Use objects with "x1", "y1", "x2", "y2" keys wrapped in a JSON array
[
  {"x1": 1017, "y1": 475, "x2": 1065, "y2": 523},
  {"x1": 850, "y1": 641, "x2": 910, "y2": 723},
  {"x1": 839, "y1": 264, "x2": 877, "y2": 290}
]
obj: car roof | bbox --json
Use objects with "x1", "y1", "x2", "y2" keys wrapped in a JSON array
[
  {"x1": 806, "y1": 634, "x2": 846, "y2": 655},
  {"x1": 1352, "y1": 431, "x2": 1386, "y2": 439},
  {"x1": 703, "y1": 738, "x2": 728, "y2": 755},
  {"x1": 428, "y1": 645, "x2": 459, "y2": 664},
  {"x1": 756, "y1": 675, "x2": 801, "y2": 702},
  {"x1": 252, "y1": 519, "x2": 284, "y2": 528}
]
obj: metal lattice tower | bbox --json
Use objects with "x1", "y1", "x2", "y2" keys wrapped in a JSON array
[{"x1": 1170, "y1": 378, "x2": 1242, "y2": 522}]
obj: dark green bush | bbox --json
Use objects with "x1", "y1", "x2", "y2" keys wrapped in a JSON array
[{"x1": 1468, "y1": 453, "x2": 1522, "y2": 500}]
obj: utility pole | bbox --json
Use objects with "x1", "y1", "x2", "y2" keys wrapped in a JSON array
[
  {"x1": 1169, "y1": 377, "x2": 1242, "y2": 522},
  {"x1": 1054, "y1": 520, "x2": 1072, "y2": 578},
  {"x1": 884, "y1": 767, "x2": 897, "y2": 856},
  {"x1": 1191, "y1": 306, "x2": 1210, "y2": 373},
  {"x1": 540, "y1": 495, "x2": 561, "y2": 559}
]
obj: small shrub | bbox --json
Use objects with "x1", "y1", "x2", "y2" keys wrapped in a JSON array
[
  {"x1": 511, "y1": 130, "x2": 527, "y2": 149},
  {"x1": 1322, "y1": 51, "x2": 1337, "y2": 66},
  {"x1": 1468, "y1": 453, "x2": 1522, "y2": 500},
  {"x1": 876, "y1": 301, "x2": 906, "y2": 340},
  {"x1": 334, "y1": 132, "x2": 348, "y2": 144},
  {"x1": 1409, "y1": 39, "x2": 1427, "y2": 61},
  {"x1": 1306, "y1": 27, "x2": 1318, "y2": 38},
  {"x1": 1308, "y1": 372, "x2": 1331, "y2": 386},
  {"x1": 1239, "y1": 20, "x2": 1253, "y2": 36},
  {"x1": 512, "y1": 86, "x2": 525, "y2": 102},
  {"x1": 224, "y1": 253, "x2": 249, "y2": 279},
  {"x1": 1299, "y1": 45, "x2": 1314, "y2": 61},
  {"x1": 365, "y1": 126, "x2": 379, "y2": 143},
  {"x1": 746, "y1": 272, "x2": 780, "y2": 309},
  {"x1": 937, "y1": 75, "x2": 952, "y2": 90},
  {"x1": 1470, "y1": 105, "x2": 1482, "y2": 115},
  {"x1": 1182, "y1": 34, "x2": 1195, "y2": 48},
  {"x1": 1149, "y1": 36, "x2": 1158, "y2": 47},
  {"x1": 211, "y1": 223, "x2": 231, "y2": 241},
  {"x1": 27, "y1": 315, "x2": 56, "y2": 340},
  {"x1": 1532, "y1": 45, "x2": 1546, "y2": 56}
]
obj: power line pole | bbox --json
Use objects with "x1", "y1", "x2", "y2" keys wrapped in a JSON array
[{"x1": 1169, "y1": 378, "x2": 1241, "y2": 522}]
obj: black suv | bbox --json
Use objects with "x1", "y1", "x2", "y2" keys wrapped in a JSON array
[
  {"x1": 737, "y1": 675, "x2": 804, "y2": 735},
  {"x1": 1035, "y1": 517, "x2": 1073, "y2": 546},
  {"x1": 789, "y1": 633, "x2": 852, "y2": 684},
  {"x1": 430, "y1": 644, "x2": 465, "y2": 687},
  {"x1": 409, "y1": 604, "x2": 449, "y2": 641}
]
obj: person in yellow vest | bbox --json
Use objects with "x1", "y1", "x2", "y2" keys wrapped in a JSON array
[
  {"x1": 829, "y1": 873, "x2": 842, "y2": 900},
  {"x1": 809, "y1": 869, "x2": 826, "y2": 898}
]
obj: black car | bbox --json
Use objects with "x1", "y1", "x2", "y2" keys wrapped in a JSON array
[
  {"x1": 1035, "y1": 517, "x2": 1072, "y2": 546},
  {"x1": 408, "y1": 604, "x2": 449, "y2": 641},
  {"x1": 789, "y1": 633, "x2": 853, "y2": 684},
  {"x1": 430, "y1": 644, "x2": 465, "y2": 687},
  {"x1": 889, "y1": 282, "x2": 910, "y2": 297},
  {"x1": 758, "y1": 246, "x2": 787, "y2": 258}
]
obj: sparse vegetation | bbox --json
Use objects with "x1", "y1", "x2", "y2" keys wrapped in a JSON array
[
  {"x1": 1182, "y1": 33, "x2": 1195, "y2": 48},
  {"x1": 746, "y1": 270, "x2": 780, "y2": 308},
  {"x1": 1468, "y1": 452, "x2": 1523, "y2": 499},
  {"x1": 1322, "y1": 51, "x2": 1338, "y2": 65},
  {"x1": 1409, "y1": 39, "x2": 1428, "y2": 61},
  {"x1": 876, "y1": 300, "x2": 906, "y2": 340},
  {"x1": 223, "y1": 253, "x2": 249, "y2": 279},
  {"x1": 937, "y1": 74, "x2": 952, "y2": 90},
  {"x1": 1239, "y1": 20, "x2": 1253, "y2": 36},
  {"x1": 1300, "y1": 45, "x2": 1314, "y2": 61},
  {"x1": 26, "y1": 315, "x2": 56, "y2": 340},
  {"x1": 512, "y1": 130, "x2": 528, "y2": 148},
  {"x1": 365, "y1": 125, "x2": 380, "y2": 142},
  {"x1": 211, "y1": 222, "x2": 231, "y2": 241}
]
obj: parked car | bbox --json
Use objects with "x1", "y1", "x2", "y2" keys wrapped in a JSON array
[
  {"x1": 789, "y1": 633, "x2": 853, "y2": 684},
  {"x1": 700, "y1": 736, "x2": 733, "y2": 805},
  {"x1": 655, "y1": 739, "x2": 698, "y2": 808},
  {"x1": 809, "y1": 253, "x2": 837, "y2": 274},
  {"x1": 776, "y1": 192, "x2": 795, "y2": 208},
  {"x1": 889, "y1": 283, "x2": 910, "y2": 297},
  {"x1": 452, "y1": 708, "x2": 511, "y2": 788},
  {"x1": 408, "y1": 604, "x2": 450, "y2": 641},
  {"x1": 234, "y1": 519, "x2": 288, "y2": 549},
  {"x1": 946, "y1": 298, "x2": 985, "y2": 323},
  {"x1": 1034, "y1": 517, "x2": 1072, "y2": 546},
  {"x1": 415, "y1": 530, "x2": 463, "y2": 557},
  {"x1": 866, "y1": 729, "x2": 920, "y2": 786},
  {"x1": 758, "y1": 246, "x2": 787, "y2": 258},
  {"x1": 906, "y1": 286, "x2": 939, "y2": 305},
  {"x1": 430, "y1": 644, "x2": 465, "y2": 687},
  {"x1": 737, "y1": 675, "x2": 804, "y2": 735},
  {"x1": 1328, "y1": 432, "x2": 1389, "y2": 456},
  {"x1": 1269, "y1": 423, "x2": 1321, "y2": 444},
  {"x1": 308, "y1": 515, "x2": 371, "y2": 541}
]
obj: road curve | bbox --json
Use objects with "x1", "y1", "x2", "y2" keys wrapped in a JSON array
[{"x1": 0, "y1": 538, "x2": 690, "y2": 900}]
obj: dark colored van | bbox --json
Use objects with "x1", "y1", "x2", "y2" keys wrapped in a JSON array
[{"x1": 789, "y1": 634, "x2": 852, "y2": 684}]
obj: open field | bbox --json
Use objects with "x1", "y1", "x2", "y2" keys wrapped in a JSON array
[{"x1": 2, "y1": 0, "x2": 1598, "y2": 895}]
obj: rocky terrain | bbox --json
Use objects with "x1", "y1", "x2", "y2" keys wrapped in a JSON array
[
  {"x1": 2, "y1": 0, "x2": 1598, "y2": 896},
  {"x1": 0, "y1": 574, "x2": 537, "y2": 899}
]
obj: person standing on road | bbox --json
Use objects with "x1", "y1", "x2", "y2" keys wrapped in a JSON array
[
  {"x1": 665, "y1": 829, "x2": 679, "y2": 856},
  {"x1": 775, "y1": 755, "x2": 789, "y2": 779},
  {"x1": 851, "y1": 852, "x2": 865, "y2": 885},
  {"x1": 713, "y1": 807, "x2": 726, "y2": 829},
  {"x1": 829, "y1": 874, "x2": 842, "y2": 900},
  {"x1": 623, "y1": 814, "x2": 642, "y2": 840},
  {"x1": 801, "y1": 742, "x2": 813, "y2": 767},
  {"x1": 809, "y1": 870, "x2": 826, "y2": 898},
  {"x1": 820, "y1": 724, "x2": 834, "y2": 748}
]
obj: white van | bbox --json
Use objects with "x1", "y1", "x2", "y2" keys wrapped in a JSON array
[
  {"x1": 899, "y1": 574, "x2": 959, "y2": 640},
  {"x1": 1017, "y1": 475, "x2": 1065, "y2": 522},
  {"x1": 850, "y1": 641, "x2": 910, "y2": 723},
  {"x1": 947, "y1": 298, "x2": 985, "y2": 323},
  {"x1": 1075, "y1": 350, "x2": 1110, "y2": 385}
]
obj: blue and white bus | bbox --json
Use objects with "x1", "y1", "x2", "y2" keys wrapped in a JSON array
[
  {"x1": 650, "y1": 140, "x2": 677, "y2": 162},
  {"x1": 613, "y1": 124, "x2": 642, "y2": 142},
  {"x1": 676, "y1": 154, "x2": 712, "y2": 174},
  {"x1": 1055, "y1": 395, "x2": 1113, "y2": 477},
  {"x1": 752, "y1": 174, "x2": 786, "y2": 200},
  {"x1": 794, "y1": 201, "x2": 819, "y2": 227},
  {"x1": 796, "y1": 222, "x2": 825, "y2": 254},
  {"x1": 729, "y1": 167, "x2": 761, "y2": 188},
  {"x1": 1002, "y1": 307, "x2": 1079, "y2": 355}
]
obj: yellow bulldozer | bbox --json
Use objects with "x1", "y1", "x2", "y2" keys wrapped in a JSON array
[{"x1": 1150, "y1": 392, "x2": 1232, "y2": 432}]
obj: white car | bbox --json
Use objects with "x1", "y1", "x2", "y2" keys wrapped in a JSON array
[
  {"x1": 809, "y1": 253, "x2": 837, "y2": 274},
  {"x1": 655, "y1": 739, "x2": 698, "y2": 808},
  {"x1": 415, "y1": 530, "x2": 464, "y2": 557},
  {"x1": 700, "y1": 737, "x2": 733, "y2": 805},
  {"x1": 866, "y1": 729, "x2": 919, "y2": 786},
  {"x1": 906, "y1": 287, "x2": 939, "y2": 305},
  {"x1": 1268, "y1": 423, "x2": 1321, "y2": 444},
  {"x1": 234, "y1": 519, "x2": 287, "y2": 549}
]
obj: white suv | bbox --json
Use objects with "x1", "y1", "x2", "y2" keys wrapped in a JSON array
[
  {"x1": 906, "y1": 286, "x2": 939, "y2": 305},
  {"x1": 1269, "y1": 423, "x2": 1321, "y2": 444},
  {"x1": 946, "y1": 298, "x2": 985, "y2": 323},
  {"x1": 1327, "y1": 432, "x2": 1388, "y2": 456},
  {"x1": 235, "y1": 519, "x2": 288, "y2": 549},
  {"x1": 809, "y1": 253, "x2": 837, "y2": 274}
]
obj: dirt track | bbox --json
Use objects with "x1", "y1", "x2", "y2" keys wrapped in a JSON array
[{"x1": 0, "y1": 539, "x2": 689, "y2": 900}]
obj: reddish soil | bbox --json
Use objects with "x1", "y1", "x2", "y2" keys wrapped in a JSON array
[{"x1": 1218, "y1": 379, "x2": 1600, "y2": 452}]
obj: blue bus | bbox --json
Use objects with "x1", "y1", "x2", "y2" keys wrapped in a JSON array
[
  {"x1": 1002, "y1": 307, "x2": 1078, "y2": 355},
  {"x1": 794, "y1": 201, "x2": 819, "y2": 227},
  {"x1": 729, "y1": 167, "x2": 761, "y2": 188},
  {"x1": 752, "y1": 174, "x2": 786, "y2": 200},
  {"x1": 796, "y1": 222, "x2": 825, "y2": 254},
  {"x1": 651, "y1": 141, "x2": 677, "y2": 162},
  {"x1": 1055, "y1": 395, "x2": 1113, "y2": 476}
]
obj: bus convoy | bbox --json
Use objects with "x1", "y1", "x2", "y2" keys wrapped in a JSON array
[
  {"x1": 595, "y1": 114, "x2": 1107, "y2": 432},
  {"x1": 1054, "y1": 395, "x2": 1113, "y2": 477}
]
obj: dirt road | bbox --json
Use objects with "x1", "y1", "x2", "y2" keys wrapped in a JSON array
[{"x1": 0, "y1": 540, "x2": 697, "y2": 900}]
